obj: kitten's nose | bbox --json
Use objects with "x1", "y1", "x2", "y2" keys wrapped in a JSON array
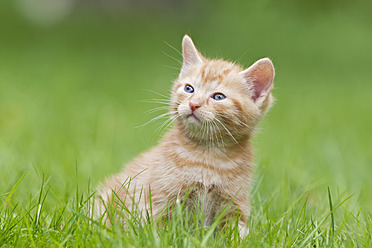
[{"x1": 189, "y1": 101, "x2": 201, "y2": 112}]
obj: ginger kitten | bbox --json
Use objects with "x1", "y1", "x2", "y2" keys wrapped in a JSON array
[{"x1": 96, "y1": 35, "x2": 275, "y2": 237}]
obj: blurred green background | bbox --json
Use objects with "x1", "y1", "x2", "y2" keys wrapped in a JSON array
[{"x1": 0, "y1": 0, "x2": 371, "y2": 211}]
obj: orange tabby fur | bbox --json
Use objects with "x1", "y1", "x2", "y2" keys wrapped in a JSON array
[{"x1": 96, "y1": 35, "x2": 275, "y2": 237}]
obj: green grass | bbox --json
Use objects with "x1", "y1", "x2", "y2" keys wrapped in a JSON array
[{"x1": 1, "y1": 0, "x2": 372, "y2": 246}]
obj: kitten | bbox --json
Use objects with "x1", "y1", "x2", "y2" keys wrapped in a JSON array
[{"x1": 96, "y1": 35, "x2": 275, "y2": 237}]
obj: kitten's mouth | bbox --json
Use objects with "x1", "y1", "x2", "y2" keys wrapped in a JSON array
[{"x1": 187, "y1": 113, "x2": 200, "y2": 122}]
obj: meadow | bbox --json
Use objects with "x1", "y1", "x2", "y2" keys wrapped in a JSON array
[{"x1": 0, "y1": 1, "x2": 371, "y2": 246}]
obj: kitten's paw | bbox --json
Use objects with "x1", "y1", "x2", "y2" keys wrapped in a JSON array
[{"x1": 238, "y1": 224, "x2": 249, "y2": 238}]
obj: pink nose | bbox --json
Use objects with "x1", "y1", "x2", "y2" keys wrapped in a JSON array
[{"x1": 189, "y1": 101, "x2": 201, "y2": 112}]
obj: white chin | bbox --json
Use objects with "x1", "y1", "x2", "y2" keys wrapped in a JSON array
[
  {"x1": 181, "y1": 114, "x2": 201, "y2": 125},
  {"x1": 187, "y1": 115, "x2": 200, "y2": 123}
]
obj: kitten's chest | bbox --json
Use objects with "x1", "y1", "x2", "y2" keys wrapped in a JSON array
[
  {"x1": 168, "y1": 146, "x2": 246, "y2": 187},
  {"x1": 181, "y1": 165, "x2": 224, "y2": 187}
]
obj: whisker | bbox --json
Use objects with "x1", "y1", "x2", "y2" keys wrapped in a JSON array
[
  {"x1": 230, "y1": 116, "x2": 254, "y2": 130},
  {"x1": 236, "y1": 48, "x2": 252, "y2": 64},
  {"x1": 153, "y1": 116, "x2": 174, "y2": 136},
  {"x1": 214, "y1": 118, "x2": 238, "y2": 144},
  {"x1": 145, "y1": 106, "x2": 169, "y2": 114},
  {"x1": 216, "y1": 113, "x2": 254, "y2": 131},
  {"x1": 140, "y1": 98, "x2": 181, "y2": 105},
  {"x1": 141, "y1": 89, "x2": 170, "y2": 99},
  {"x1": 211, "y1": 120, "x2": 223, "y2": 148},
  {"x1": 206, "y1": 122, "x2": 210, "y2": 147},
  {"x1": 163, "y1": 40, "x2": 183, "y2": 57},
  {"x1": 209, "y1": 121, "x2": 216, "y2": 146},
  {"x1": 139, "y1": 101, "x2": 169, "y2": 105},
  {"x1": 196, "y1": 121, "x2": 206, "y2": 146},
  {"x1": 216, "y1": 121, "x2": 224, "y2": 147},
  {"x1": 158, "y1": 114, "x2": 181, "y2": 137},
  {"x1": 163, "y1": 65, "x2": 180, "y2": 71},
  {"x1": 135, "y1": 111, "x2": 178, "y2": 128},
  {"x1": 202, "y1": 121, "x2": 207, "y2": 144},
  {"x1": 161, "y1": 51, "x2": 182, "y2": 65},
  {"x1": 141, "y1": 99, "x2": 170, "y2": 103},
  {"x1": 209, "y1": 122, "x2": 214, "y2": 148}
]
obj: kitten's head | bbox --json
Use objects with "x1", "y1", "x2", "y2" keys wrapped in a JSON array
[{"x1": 171, "y1": 35, "x2": 275, "y2": 145}]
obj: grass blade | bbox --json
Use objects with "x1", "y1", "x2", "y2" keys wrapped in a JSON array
[
  {"x1": 328, "y1": 187, "x2": 335, "y2": 236},
  {"x1": 300, "y1": 192, "x2": 354, "y2": 246},
  {"x1": 0, "y1": 171, "x2": 28, "y2": 211}
]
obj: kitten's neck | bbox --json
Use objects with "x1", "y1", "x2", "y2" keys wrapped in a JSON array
[{"x1": 166, "y1": 126, "x2": 252, "y2": 157}]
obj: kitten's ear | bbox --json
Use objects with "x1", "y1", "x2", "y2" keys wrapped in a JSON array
[
  {"x1": 240, "y1": 58, "x2": 275, "y2": 105},
  {"x1": 181, "y1": 35, "x2": 203, "y2": 75}
]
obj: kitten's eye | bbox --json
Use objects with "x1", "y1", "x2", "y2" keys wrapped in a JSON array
[
  {"x1": 184, "y1": 85, "x2": 194, "y2": 93},
  {"x1": 212, "y1": 93, "x2": 226, "y2": 101}
]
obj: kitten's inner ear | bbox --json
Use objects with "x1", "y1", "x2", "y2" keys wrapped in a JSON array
[
  {"x1": 181, "y1": 35, "x2": 203, "y2": 75},
  {"x1": 240, "y1": 58, "x2": 275, "y2": 103}
]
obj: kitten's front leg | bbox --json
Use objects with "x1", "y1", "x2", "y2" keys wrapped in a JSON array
[
  {"x1": 220, "y1": 207, "x2": 249, "y2": 238},
  {"x1": 230, "y1": 203, "x2": 250, "y2": 238},
  {"x1": 238, "y1": 221, "x2": 249, "y2": 238}
]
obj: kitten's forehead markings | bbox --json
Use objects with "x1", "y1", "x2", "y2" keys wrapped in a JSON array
[
  {"x1": 193, "y1": 76, "x2": 223, "y2": 99},
  {"x1": 200, "y1": 61, "x2": 234, "y2": 84}
]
